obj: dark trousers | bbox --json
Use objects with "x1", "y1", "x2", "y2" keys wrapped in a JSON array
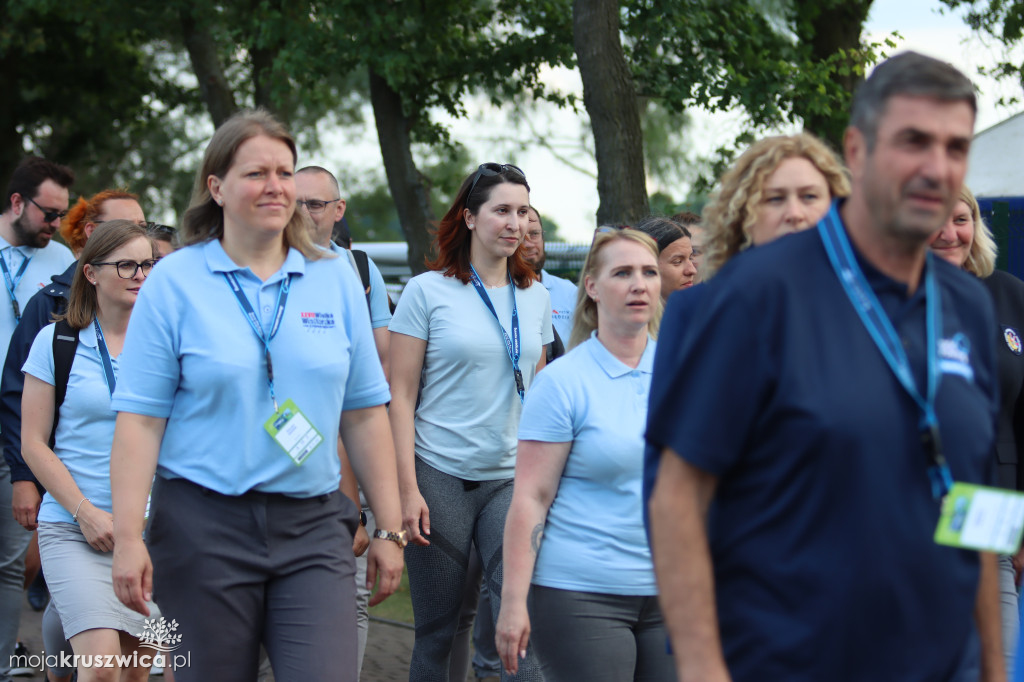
[
  {"x1": 529, "y1": 585, "x2": 676, "y2": 682},
  {"x1": 147, "y1": 477, "x2": 358, "y2": 682}
]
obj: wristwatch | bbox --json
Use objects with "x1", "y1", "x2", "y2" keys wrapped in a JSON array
[
  {"x1": 373, "y1": 528, "x2": 408, "y2": 548},
  {"x1": 359, "y1": 510, "x2": 367, "y2": 527}
]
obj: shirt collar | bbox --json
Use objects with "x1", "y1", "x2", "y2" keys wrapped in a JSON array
[
  {"x1": 78, "y1": 319, "x2": 98, "y2": 349},
  {"x1": 0, "y1": 234, "x2": 37, "y2": 258},
  {"x1": 585, "y1": 330, "x2": 656, "y2": 378},
  {"x1": 203, "y1": 239, "x2": 306, "y2": 280}
]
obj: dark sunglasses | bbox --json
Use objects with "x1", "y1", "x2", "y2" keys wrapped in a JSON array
[
  {"x1": 91, "y1": 259, "x2": 158, "y2": 279},
  {"x1": 467, "y1": 163, "x2": 527, "y2": 199},
  {"x1": 26, "y1": 196, "x2": 68, "y2": 223}
]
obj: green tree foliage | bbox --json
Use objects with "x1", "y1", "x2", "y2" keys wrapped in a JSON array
[{"x1": 940, "y1": 0, "x2": 1024, "y2": 106}]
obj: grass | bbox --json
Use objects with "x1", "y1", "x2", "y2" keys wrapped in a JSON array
[{"x1": 368, "y1": 567, "x2": 414, "y2": 625}]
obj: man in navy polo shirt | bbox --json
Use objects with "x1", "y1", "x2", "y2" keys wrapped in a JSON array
[{"x1": 647, "y1": 52, "x2": 1004, "y2": 681}]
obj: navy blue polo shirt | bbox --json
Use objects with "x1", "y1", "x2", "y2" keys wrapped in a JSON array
[{"x1": 645, "y1": 206, "x2": 998, "y2": 681}]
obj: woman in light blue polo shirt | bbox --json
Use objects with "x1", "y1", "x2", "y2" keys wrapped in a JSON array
[
  {"x1": 22, "y1": 220, "x2": 157, "y2": 682},
  {"x1": 389, "y1": 163, "x2": 552, "y2": 680},
  {"x1": 106, "y1": 110, "x2": 405, "y2": 682},
  {"x1": 496, "y1": 228, "x2": 675, "y2": 681}
]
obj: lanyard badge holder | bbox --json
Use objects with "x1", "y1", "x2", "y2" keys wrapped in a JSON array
[
  {"x1": 223, "y1": 272, "x2": 323, "y2": 466},
  {"x1": 469, "y1": 265, "x2": 525, "y2": 404},
  {"x1": 819, "y1": 212, "x2": 1024, "y2": 554},
  {"x1": 0, "y1": 248, "x2": 31, "y2": 321}
]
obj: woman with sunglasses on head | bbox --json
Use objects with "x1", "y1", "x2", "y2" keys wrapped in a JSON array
[
  {"x1": 497, "y1": 228, "x2": 675, "y2": 681},
  {"x1": 390, "y1": 162, "x2": 552, "y2": 680},
  {"x1": 21, "y1": 221, "x2": 158, "y2": 682},
  {"x1": 107, "y1": 110, "x2": 404, "y2": 682}
]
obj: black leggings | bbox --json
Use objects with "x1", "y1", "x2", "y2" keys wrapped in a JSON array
[
  {"x1": 529, "y1": 585, "x2": 676, "y2": 682},
  {"x1": 405, "y1": 458, "x2": 542, "y2": 681}
]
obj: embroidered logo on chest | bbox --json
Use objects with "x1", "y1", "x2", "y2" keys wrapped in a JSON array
[
  {"x1": 938, "y1": 333, "x2": 974, "y2": 381},
  {"x1": 1004, "y1": 327, "x2": 1022, "y2": 356},
  {"x1": 300, "y1": 312, "x2": 335, "y2": 331}
]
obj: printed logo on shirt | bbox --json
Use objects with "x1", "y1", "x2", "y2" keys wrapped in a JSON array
[
  {"x1": 552, "y1": 309, "x2": 571, "y2": 321},
  {"x1": 300, "y1": 312, "x2": 335, "y2": 331},
  {"x1": 1004, "y1": 327, "x2": 1022, "y2": 356},
  {"x1": 938, "y1": 333, "x2": 974, "y2": 382}
]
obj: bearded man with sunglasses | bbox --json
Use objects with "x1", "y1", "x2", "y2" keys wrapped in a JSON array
[{"x1": 0, "y1": 156, "x2": 76, "y2": 682}]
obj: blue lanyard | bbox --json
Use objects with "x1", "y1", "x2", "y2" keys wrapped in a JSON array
[
  {"x1": 0, "y1": 248, "x2": 31, "y2": 321},
  {"x1": 818, "y1": 209, "x2": 952, "y2": 499},
  {"x1": 223, "y1": 272, "x2": 292, "y2": 412},
  {"x1": 469, "y1": 265, "x2": 524, "y2": 404},
  {"x1": 92, "y1": 320, "x2": 117, "y2": 398}
]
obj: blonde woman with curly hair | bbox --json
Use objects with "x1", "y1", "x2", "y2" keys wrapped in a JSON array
[
  {"x1": 928, "y1": 185, "x2": 1024, "y2": 678},
  {"x1": 702, "y1": 133, "x2": 850, "y2": 278}
]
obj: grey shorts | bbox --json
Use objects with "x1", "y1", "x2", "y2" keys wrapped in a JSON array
[{"x1": 37, "y1": 521, "x2": 159, "y2": 639}]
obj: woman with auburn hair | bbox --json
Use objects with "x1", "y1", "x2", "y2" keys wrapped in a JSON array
[
  {"x1": 389, "y1": 163, "x2": 551, "y2": 680},
  {"x1": 701, "y1": 132, "x2": 850, "y2": 278},
  {"x1": 928, "y1": 185, "x2": 1024, "y2": 677},
  {"x1": 61, "y1": 190, "x2": 145, "y2": 257},
  {"x1": 22, "y1": 220, "x2": 158, "y2": 682},
  {"x1": 497, "y1": 228, "x2": 674, "y2": 681},
  {"x1": 108, "y1": 109, "x2": 404, "y2": 682}
]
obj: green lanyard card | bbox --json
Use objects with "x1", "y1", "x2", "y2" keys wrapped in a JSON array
[
  {"x1": 263, "y1": 398, "x2": 323, "y2": 466},
  {"x1": 934, "y1": 482, "x2": 1024, "y2": 554}
]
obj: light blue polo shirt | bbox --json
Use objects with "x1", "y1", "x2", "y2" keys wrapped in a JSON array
[
  {"x1": 0, "y1": 238, "x2": 74, "y2": 368},
  {"x1": 24, "y1": 321, "x2": 118, "y2": 524},
  {"x1": 541, "y1": 269, "x2": 577, "y2": 343},
  {"x1": 518, "y1": 333, "x2": 657, "y2": 595},
  {"x1": 329, "y1": 242, "x2": 392, "y2": 328},
  {"x1": 390, "y1": 271, "x2": 553, "y2": 480},
  {"x1": 111, "y1": 240, "x2": 390, "y2": 498}
]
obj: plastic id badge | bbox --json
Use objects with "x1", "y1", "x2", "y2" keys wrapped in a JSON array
[
  {"x1": 263, "y1": 398, "x2": 323, "y2": 466},
  {"x1": 934, "y1": 482, "x2": 1024, "y2": 554}
]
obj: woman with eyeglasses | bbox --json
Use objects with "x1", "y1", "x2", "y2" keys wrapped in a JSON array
[
  {"x1": 21, "y1": 220, "x2": 159, "y2": 682},
  {"x1": 496, "y1": 228, "x2": 674, "y2": 681},
  {"x1": 390, "y1": 162, "x2": 552, "y2": 680},
  {"x1": 107, "y1": 110, "x2": 404, "y2": 682}
]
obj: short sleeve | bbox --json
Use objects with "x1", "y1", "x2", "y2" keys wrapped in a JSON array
[
  {"x1": 110, "y1": 268, "x2": 182, "y2": 417},
  {"x1": 22, "y1": 324, "x2": 57, "y2": 386},
  {"x1": 389, "y1": 276, "x2": 430, "y2": 340},
  {"x1": 540, "y1": 287, "x2": 554, "y2": 345},
  {"x1": 367, "y1": 258, "x2": 392, "y2": 329},
  {"x1": 646, "y1": 281, "x2": 774, "y2": 476},
  {"x1": 338, "y1": 260, "x2": 390, "y2": 410},
  {"x1": 518, "y1": 364, "x2": 574, "y2": 443}
]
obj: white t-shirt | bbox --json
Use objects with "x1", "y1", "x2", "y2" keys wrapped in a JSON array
[
  {"x1": 389, "y1": 270, "x2": 553, "y2": 480},
  {"x1": 541, "y1": 269, "x2": 578, "y2": 344}
]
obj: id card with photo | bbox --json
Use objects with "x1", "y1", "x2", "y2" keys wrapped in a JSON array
[
  {"x1": 263, "y1": 398, "x2": 323, "y2": 466},
  {"x1": 934, "y1": 482, "x2": 1024, "y2": 554}
]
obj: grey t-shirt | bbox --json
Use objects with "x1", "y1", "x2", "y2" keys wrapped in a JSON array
[{"x1": 390, "y1": 270, "x2": 553, "y2": 480}]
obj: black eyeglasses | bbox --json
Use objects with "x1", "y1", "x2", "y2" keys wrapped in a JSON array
[
  {"x1": 26, "y1": 196, "x2": 68, "y2": 223},
  {"x1": 91, "y1": 259, "x2": 157, "y2": 279},
  {"x1": 467, "y1": 163, "x2": 527, "y2": 199},
  {"x1": 296, "y1": 199, "x2": 340, "y2": 215},
  {"x1": 144, "y1": 222, "x2": 176, "y2": 236}
]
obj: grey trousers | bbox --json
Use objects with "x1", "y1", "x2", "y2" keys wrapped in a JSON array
[
  {"x1": 147, "y1": 477, "x2": 358, "y2": 682},
  {"x1": 528, "y1": 586, "x2": 676, "y2": 682}
]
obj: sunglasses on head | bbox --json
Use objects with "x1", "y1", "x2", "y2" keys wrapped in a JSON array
[
  {"x1": 591, "y1": 224, "x2": 632, "y2": 245},
  {"x1": 467, "y1": 163, "x2": 527, "y2": 199}
]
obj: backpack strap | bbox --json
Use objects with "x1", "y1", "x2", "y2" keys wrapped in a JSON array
[
  {"x1": 351, "y1": 249, "x2": 373, "y2": 309},
  {"x1": 49, "y1": 318, "x2": 80, "y2": 448}
]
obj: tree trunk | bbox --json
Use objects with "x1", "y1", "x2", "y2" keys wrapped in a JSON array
[
  {"x1": 573, "y1": 0, "x2": 649, "y2": 227},
  {"x1": 369, "y1": 67, "x2": 434, "y2": 275},
  {"x1": 793, "y1": 0, "x2": 874, "y2": 148},
  {"x1": 179, "y1": 7, "x2": 238, "y2": 128}
]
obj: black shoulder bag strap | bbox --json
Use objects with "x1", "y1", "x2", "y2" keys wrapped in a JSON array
[{"x1": 49, "y1": 318, "x2": 80, "y2": 448}]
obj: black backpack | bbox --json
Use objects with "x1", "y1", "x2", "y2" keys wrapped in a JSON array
[{"x1": 49, "y1": 318, "x2": 80, "y2": 448}]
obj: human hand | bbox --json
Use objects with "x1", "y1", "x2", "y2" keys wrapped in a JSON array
[
  {"x1": 400, "y1": 487, "x2": 431, "y2": 546},
  {"x1": 353, "y1": 523, "x2": 370, "y2": 557},
  {"x1": 11, "y1": 481, "x2": 41, "y2": 531},
  {"x1": 366, "y1": 538, "x2": 404, "y2": 606},
  {"x1": 112, "y1": 537, "x2": 153, "y2": 616},
  {"x1": 495, "y1": 599, "x2": 531, "y2": 675}
]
